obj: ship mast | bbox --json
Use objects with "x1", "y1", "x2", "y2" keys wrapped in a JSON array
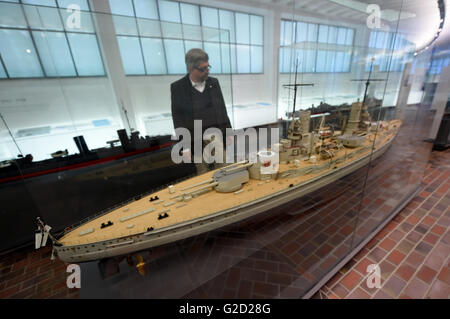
[
  {"x1": 283, "y1": 58, "x2": 314, "y2": 120},
  {"x1": 351, "y1": 57, "x2": 386, "y2": 116}
]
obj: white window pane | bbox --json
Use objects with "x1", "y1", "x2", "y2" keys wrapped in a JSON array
[
  {"x1": 334, "y1": 51, "x2": 344, "y2": 72},
  {"x1": 346, "y1": 29, "x2": 354, "y2": 46},
  {"x1": 0, "y1": 29, "x2": 43, "y2": 77},
  {"x1": 158, "y1": 0, "x2": 180, "y2": 23},
  {"x1": 113, "y1": 15, "x2": 138, "y2": 36},
  {"x1": 250, "y1": 45, "x2": 262, "y2": 73},
  {"x1": 201, "y1": 7, "x2": 219, "y2": 42},
  {"x1": 343, "y1": 52, "x2": 351, "y2": 72},
  {"x1": 283, "y1": 48, "x2": 293, "y2": 73},
  {"x1": 109, "y1": 0, "x2": 134, "y2": 16},
  {"x1": 376, "y1": 32, "x2": 385, "y2": 48},
  {"x1": 296, "y1": 22, "x2": 307, "y2": 43},
  {"x1": 316, "y1": 50, "x2": 326, "y2": 72},
  {"x1": 219, "y1": 28, "x2": 229, "y2": 43},
  {"x1": 163, "y1": 39, "x2": 185, "y2": 74},
  {"x1": 235, "y1": 13, "x2": 249, "y2": 44},
  {"x1": 279, "y1": 47, "x2": 290, "y2": 73},
  {"x1": 134, "y1": 0, "x2": 158, "y2": 19},
  {"x1": 22, "y1": 0, "x2": 56, "y2": 6},
  {"x1": 142, "y1": 38, "x2": 167, "y2": 74},
  {"x1": 250, "y1": 15, "x2": 263, "y2": 45},
  {"x1": 23, "y1": 5, "x2": 63, "y2": 30},
  {"x1": 203, "y1": 27, "x2": 220, "y2": 42},
  {"x1": 181, "y1": 3, "x2": 199, "y2": 25},
  {"x1": 305, "y1": 50, "x2": 316, "y2": 72},
  {"x1": 33, "y1": 31, "x2": 76, "y2": 76},
  {"x1": 236, "y1": 44, "x2": 250, "y2": 73},
  {"x1": 161, "y1": 21, "x2": 182, "y2": 38},
  {"x1": 67, "y1": 33, "x2": 104, "y2": 76},
  {"x1": 318, "y1": 25, "x2": 328, "y2": 43},
  {"x1": 117, "y1": 36, "x2": 145, "y2": 75},
  {"x1": 328, "y1": 26, "x2": 337, "y2": 44},
  {"x1": 184, "y1": 40, "x2": 202, "y2": 53},
  {"x1": 369, "y1": 31, "x2": 376, "y2": 48},
  {"x1": 337, "y1": 28, "x2": 347, "y2": 45},
  {"x1": 284, "y1": 21, "x2": 295, "y2": 46},
  {"x1": 221, "y1": 43, "x2": 231, "y2": 74},
  {"x1": 201, "y1": 7, "x2": 218, "y2": 28},
  {"x1": 138, "y1": 19, "x2": 161, "y2": 37},
  {"x1": 0, "y1": 2, "x2": 28, "y2": 28},
  {"x1": 280, "y1": 21, "x2": 285, "y2": 46},
  {"x1": 57, "y1": 0, "x2": 89, "y2": 11},
  {"x1": 204, "y1": 42, "x2": 221, "y2": 74},
  {"x1": 182, "y1": 24, "x2": 202, "y2": 41},
  {"x1": 230, "y1": 44, "x2": 237, "y2": 73},
  {"x1": 219, "y1": 10, "x2": 235, "y2": 43},
  {"x1": 307, "y1": 23, "x2": 318, "y2": 42},
  {"x1": 294, "y1": 50, "x2": 303, "y2": 72},
  {"x1": 326, "y1": 51, "x2": 335, "y2": 72},
  {"x1": 0, "y1": 62, "x2": 7, "y2": 78}
]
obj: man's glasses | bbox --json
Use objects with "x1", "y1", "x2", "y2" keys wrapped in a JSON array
[{"x1": 195, "y1": 65, "x2": 211, "y2": 72}]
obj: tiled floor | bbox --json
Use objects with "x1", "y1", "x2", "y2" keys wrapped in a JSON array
[
  {"x1": 0, "y1": 146, "x2": 448, "y2": 299},
  {"x1": 315, "y1": 148, "x2": 450, "y2": 299}
]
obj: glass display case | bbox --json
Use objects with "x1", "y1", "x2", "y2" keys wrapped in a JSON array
[{"x1": 0, "y1": 0, "x2": 437, "y2": 299}]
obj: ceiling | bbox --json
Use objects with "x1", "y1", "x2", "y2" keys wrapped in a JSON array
[{"x1": 232, "y1": 0, "x2": 447, "y2": 51}]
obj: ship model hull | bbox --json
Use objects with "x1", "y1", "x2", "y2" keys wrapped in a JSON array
[{"x1": 53, "y1": 119, "x2": 400, "y2": 263}]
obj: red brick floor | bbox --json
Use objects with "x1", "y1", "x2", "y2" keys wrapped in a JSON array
[{"x1": 315, "y1": 149, "x2": 450, "y2": 299}]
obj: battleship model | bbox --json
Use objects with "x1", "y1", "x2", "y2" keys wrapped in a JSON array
[{"x1": 35, "y1": 63, "x2": 401, "y2": 264}]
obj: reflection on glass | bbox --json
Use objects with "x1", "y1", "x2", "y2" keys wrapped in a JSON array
[
  {"x1": 163, "y1": 39, "x2": 185, "y2": 74},
  {"x1": 158, "y1": 0, "x2": 181, "y2": 23},
  {"x1": 250, "y1": 46, "x2": 263, "y2": 73},
  {"x1": 23, "y1": 5, "x2": 63, "y2": 31},
  {"x1": 57, "y1": 0, "x2": 90, "y2": 11},
  {"x1": 134, "y1": 0, "x2": 158, "y2": 20},
  {"x1": 32, "y1": 31, "x2": 77, "y2": 77},
  {"x1": 184, "y1": 40, "x2": 203, "y2": 53},
  {"x1": 204, "y1": 42, "x2": 221, "y2": 74},
  {"x1": 109, "y1": 0, "x2": 134, "y2": 16},
  {"x1": 0, "y1": 2, "x2": 28, "y2": 28},
  {"x1": 180, "y1": 2, "x2": 200, "y2": 25},
  {"x1": 66, "y1": 33, "x2": 105, "y2": 76},
  {"x1": 141, "y1": 37, "x2": 167, "y2": 74},
  {"x1": 236, "y1": 13, "x2": 250, "y2": 45},
  {"x1": 117, "y1": 36, "x2": 146, "y2": 75},
  {"x1": 236, "y1": 44, "x2": 250, "y2": 73},
  {"x1": 0, "y1": 29, "x2": 44, "y2": 77}
]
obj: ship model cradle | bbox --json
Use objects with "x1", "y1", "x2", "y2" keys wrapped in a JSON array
[{"x1": 35, "y1": 100, "x2": 401, "y2": 264}]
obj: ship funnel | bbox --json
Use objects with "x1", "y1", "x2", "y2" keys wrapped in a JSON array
[{"x1": 73, "y1": 136, "x2": 90, "y2": 155}]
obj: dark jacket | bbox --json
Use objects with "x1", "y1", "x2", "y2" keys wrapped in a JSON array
[{"x1": 171, "y1": 74, "x2": 231, "y2": 138}]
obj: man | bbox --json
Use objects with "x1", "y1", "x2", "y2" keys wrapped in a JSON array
[{"x1": 171, "y1": 48, "x2": 232, "y2": 173}]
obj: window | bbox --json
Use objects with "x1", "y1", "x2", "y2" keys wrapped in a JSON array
[
  {"x1": 280, "y1": 20, "x2": 354, "y2": 73},
  {"x1": 0, "y1": 0, "x2": 105, "y2": 78},
  {"x1": 110, "y1": 0, "x2": 264, "y2": 75},
  {"x1": 367, "y1": 30, "x2": 413, "y2": 72}
]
